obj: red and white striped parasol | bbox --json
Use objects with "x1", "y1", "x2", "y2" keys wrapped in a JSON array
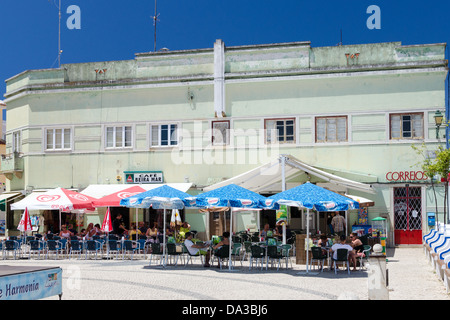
[
  {"x1": 101, "y1": 207, "x2": 113, "y2": 233},
  {"x1": 17, "y1": 207, "x2": 33, "y2": 233}
]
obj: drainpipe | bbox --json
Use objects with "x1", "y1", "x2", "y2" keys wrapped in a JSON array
[
  {"x1": 446, "y1": 44, "x2": 449, "y2": 150},
  {"x1": 446, "y1": 45, "x2": 449, "y2": 223}
]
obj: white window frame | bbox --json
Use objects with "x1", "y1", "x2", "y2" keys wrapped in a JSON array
[
  {"x1": 45, "y1": 127, "x2": 72, "y2": 151},
  {"x1": 105, "y1": 125, "x2": 133, "y2": 149},
  {"x1": 389, "y1": 113, "x2": 424, "y2": 140},
  {"x1": 12, "y1": 130, "x2": 21, "y2": 153},
  {"x1": 150, "y1": 123, "x2": 179, "y2": 147},
  {"x1": 315, "y1": 116, "x2": 348, "y2": 143},
  {"x1": 264, "y1": 118, "x2": 296, "y2": 144}
]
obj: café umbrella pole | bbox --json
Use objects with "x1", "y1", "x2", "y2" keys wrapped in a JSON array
[
  {"x1": 297, "y1": 208, "x2": 319, "y2": 275},
  {"x1": 228, "y1": 203, "x2": 232, "y2": 271},
  {"x1": 163, "y1": 207, "x2": 167, "y2": 267}
]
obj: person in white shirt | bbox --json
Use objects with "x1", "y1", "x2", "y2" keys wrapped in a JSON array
[
  {"x1": 331, "y1": 235, "x2": 356, "y2": 270},
  {"x1": 184, "y1": 232, "x2": 212, "y2": 267}
]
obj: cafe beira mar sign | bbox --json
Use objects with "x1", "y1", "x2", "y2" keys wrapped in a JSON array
[{"x1": 124, "y1": 171, "x2": 164, "y2": 184}]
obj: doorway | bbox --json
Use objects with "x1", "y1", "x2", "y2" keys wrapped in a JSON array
[
  {"x1": 394, "y1": 186, "x2": 422, "y2": 245},
  {"x1": 209, "y1": 210, "x2": 230, "y2": 238}
]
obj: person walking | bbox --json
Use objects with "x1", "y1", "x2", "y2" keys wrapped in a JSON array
[{"x1": 331, "y1": 212, "x2": 346, "y2": 236}]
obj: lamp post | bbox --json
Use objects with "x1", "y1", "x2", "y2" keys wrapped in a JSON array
[{"x1": 434, "y1": 110, "x2": 444, "y2": 139}]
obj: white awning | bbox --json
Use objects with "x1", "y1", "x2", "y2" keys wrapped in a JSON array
[
  {"x1": 203, "y1": 154, "x2": 375, "y2": 194},
  {"x1": 0, "y1": 192, "x2": 22, "y2": 202},
  {"x1": 345, "y1": 194, "x2": 375, "y2": 207},
  {"x1": 81, "y1": 183, "x2": 193, "y2": 199}
]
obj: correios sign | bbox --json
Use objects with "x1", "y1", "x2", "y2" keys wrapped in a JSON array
[
  {"x1": 124, "y1": 171, "x2": 164, "y2": 184},
  {"x1": 385, "y1": 171, "x2": 428, "y2": 182}
]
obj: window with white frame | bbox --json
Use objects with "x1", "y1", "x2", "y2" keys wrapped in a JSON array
[
  {"x1": 316, "y1": 116, "x2": 347, "y2": 142},
  {"x1": 150, "y1": 123, "x2": 178, "y2": 147},
  {"x1": 12, "y1": 131, "x2": 21, "y2": 153},
  {"x1": 265, "y1": 118, "x2": 295, "y2": 144},
  {"x1": 106, "y1": 126, "x2": 132, "y2": 149},
  {"x1": 390, "y1": 113, "x2": 423, "y2": 139},
  {"x1": 46, "y1": 128, "x2": 71, "y2": 151}
]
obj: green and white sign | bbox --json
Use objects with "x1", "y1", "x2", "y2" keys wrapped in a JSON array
[{"x1": 124, "y1": 171, "x2": 164, "y2": 184}]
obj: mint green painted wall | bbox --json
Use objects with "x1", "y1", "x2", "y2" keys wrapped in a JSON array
[{"x1": 3, "y1": 41, "x2": 448, "y2": 241}]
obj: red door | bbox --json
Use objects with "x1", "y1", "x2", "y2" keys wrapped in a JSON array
[{"x1": 394, "y1": 187, "x2": 422, "y2": 245}]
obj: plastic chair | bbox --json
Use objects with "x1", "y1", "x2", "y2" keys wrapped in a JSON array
[
  {"x1": 267, "y1": 245, "x2": 283, "y2": 270},
  {"x1": 231, "y1": 243, "x2": 242, "y2": 267},
  {"x1": 357, "y1": 245, "x2": 371, "y2": 270},
  {"x1": 167, "y1": 243, "x2": 183, "y2": 266},
  {"x1": 149, "y1": 242, "x2": 164, "y2": 266},
  {"x1": 214, "y1": 245, "x2": 230, "y2": 269},
  {"x1": 232, "y1": 235, "x2": 241, "y2": 244},
  {"x1": 332, "y1": 248, "x2": 350, "y2": 274},
  {"x1": 280, "y1": 244, "x2": 293, "y2": 269},
  {"x1": 28, "y1": 240, "x2": 45, "y2": 259},
  {"x1": 241, "y1": 241, "x2": 252, "y2": 263},
  {"x1": 69, "y1": 240, "x2": 83, "y2": 259},
  {"x1": 122, "y1": 240, "x2": 137, "y2": 260},
  {"x1": 311, "y1": 246, "x2": 327, "y2": 272},
  {"x1": 135, "y1": 239, "x2": 148, "y2": 259},
  {"x1": 108, "y1": 234, "x2": 119, "y2": 241},
  {"x1": 182, "y1": 243, "x2": 204, "y2": 267},
  {"x1": 85, "y1": 240, "x2": 102, "y2": 260},
  {"x1": 106, "y1": 240, "x2": 121, "y2": 259},
  {"x1": 58, "y1": 238, "x2": 68, "y2": 256},
  {"x1": 25, "y1": 236, "x2": 35, "y2": 244},
  {"x1": 4, "y1": 240, "x2": 20, "y2": 260},
  {"x1": 249, "y1": 245, "x2": 265, "y2": 271},
  {"x1": 46, "y1": 240, "x2": 63, "y2": 260}
]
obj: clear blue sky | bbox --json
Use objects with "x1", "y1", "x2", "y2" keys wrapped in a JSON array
[{"x1": 1, "y1": 0, "x2": 449, "y2": 99}]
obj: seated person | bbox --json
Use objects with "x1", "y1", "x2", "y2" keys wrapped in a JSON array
[
  {"x1": 79, "y1": 228, "x2": 87, "y2": 238},
  {"x1": 146, "y1": 222, "x2": 159, "y2": 242},
  {"x1": 138, "y1": 222, "x2": 148, "y2": 235},
  {"x1": 259, "y1": 224, "x2": 273, "y2": 240},
  {"x1": 317, "y1": 234, "x2": 329, "y2": 256},
  {"x1": 184, "y1": 231, "x2": 211, "y2": 267},
  {"x1": 129, "y1": 224, "x2": 142, "y2": 240},
  {"x1": 317, "y1": 234, "x2": 328, "y2": 247},
  {"x1": 213, "y1": 232, "x2": 230, "y2": 268},
  {"x1": 179, "y1": 222, "x2": 191, "y2": 239},
  {"x1": 331, "y1": 235, "x2": 356, "y2": 271},
  {"x1": 59, "y1": 225, "x2": 73, "y2": 240},
  {"x1": 68, "y1": 224, "x2": 78, "y2": 236},
  {"x1": 274, "y1": 222, "x2": 293, "y2": 242},
  {"x1": 349, "y1": 232, "x2": 365, "y2": 269},
  {"x1": 93, "y1": 224, "x2": 103, "y2": 236}
]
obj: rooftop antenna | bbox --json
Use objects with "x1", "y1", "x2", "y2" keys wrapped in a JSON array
[
  {"x1": 49, "y1": 0, "x2": 62, "y2": 68},
  {"x1": 151, "y1": 0, "x2": 160, "y2": 52},
  {"x1": 58, "y1": 0, "x2": 62, "y2": 67},
  {"x1": 338, "y1": 29, "x2": 343, "y2": 46}
]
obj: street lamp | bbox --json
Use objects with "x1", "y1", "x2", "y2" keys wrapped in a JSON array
[{"x1": 434, "y1": 110, "x2": 444, "y2": 139}]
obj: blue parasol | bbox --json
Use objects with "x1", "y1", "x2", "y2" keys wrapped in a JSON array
[
  {"x1": 195, "y1": 184, "x2": 270, "y2": 271},
  {"x1": 120, "y1": 185, "x2": 195, "y2": 209},
  {"x1": 120, "y1": 185, "x2": 195, "y2": 267},
  {"x1": 195, "y1": 183, "x2": 270, "y2": 209},
  {"x1": 265, "y1": 182, "x2": 359, "y2": 212},
  {"x1": 265, "y1": 182, "x2": 359, "y2": 274}
]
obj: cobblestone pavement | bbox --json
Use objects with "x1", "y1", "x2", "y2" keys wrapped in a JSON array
[{"x1": 0, "y1": 247, "x2": 447, "y2": 300}]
